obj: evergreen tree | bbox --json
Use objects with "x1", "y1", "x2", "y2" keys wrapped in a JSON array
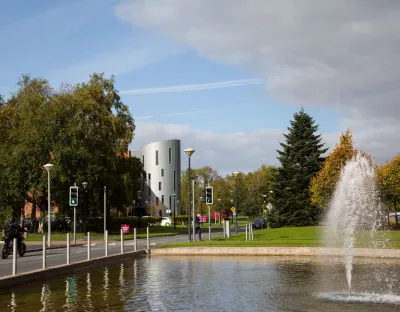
[{"x1": 269, "y1": 109, "x2": 327, "y2": 227}]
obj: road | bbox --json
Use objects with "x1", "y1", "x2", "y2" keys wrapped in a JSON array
[{"x1": 0, "y1": 228, "x2": 229, "y2": 278}]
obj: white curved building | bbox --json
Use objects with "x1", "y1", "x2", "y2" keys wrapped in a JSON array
[{"x1": 131, "y1": 139, "x2": 181, "y2": 217}]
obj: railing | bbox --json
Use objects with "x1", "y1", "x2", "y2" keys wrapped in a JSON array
[{"x1": 10, "y1": 227, "x2": 150, "y2": 277}]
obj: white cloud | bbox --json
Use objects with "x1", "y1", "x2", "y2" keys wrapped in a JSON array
[
  {"x1": 135, "y1": 109, "x2": 221, "y2": 120},
  {"x1": 116, "y1": 0, "x2": 400, "y2": 163},
  {"x1": 120, "y1": 78, "x2": 263, "y2": 95},
  {"x1": 130, "y1": 122, "x2": 339, "y2": 175}
]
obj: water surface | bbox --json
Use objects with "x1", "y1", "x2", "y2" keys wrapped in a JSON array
[{"x1": 1, "y1": 255, "x2": 400, "y2": 311}]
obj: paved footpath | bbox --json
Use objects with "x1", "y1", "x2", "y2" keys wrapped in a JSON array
[{"x1": 0, "y1": 229, "x2": 227, "y2": 278}]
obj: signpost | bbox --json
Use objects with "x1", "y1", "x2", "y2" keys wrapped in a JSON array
[
  {"x1": 121, "y1": 224, "x2": 130, "y2": 234},
  {"x1": 231, "y1": 207, "x2": 236, "y2": 224}
]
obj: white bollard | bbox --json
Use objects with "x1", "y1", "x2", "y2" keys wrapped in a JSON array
[
  {"x1": 42, "y1": 235, "x2": 46, "y2": 269},
  {"x1": 246, "y1": 224, "x2": 248, "y2": 241},
  {"x1": 134, "y1": 228, "x2": 137, "y2": 252},
  {"x1": 146, "y1": 226, "x2": 150, "y2": 250},
  {"x1": 105, "y1": 230, "x2": 108, "y2": 257},
  {"x1": 67, "y1": 233, "x2": 70, "y2": 265},
  {"x1": 12, "y1": 238, "x2": 17, "y2": 276},
  {"x1": 87, "y1": 232, "x2": 91, "y2": 260},
  {"x1": 120, "y1": 229, "x2": 124, "y2": 254}
]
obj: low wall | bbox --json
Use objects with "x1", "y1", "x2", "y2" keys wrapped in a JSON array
[
  {"x1": 150, "y1": 247, "x2": 400, "y2": 258},
  {"x1": 0, "y1": 250, "x2": 147, "y2": 290}
]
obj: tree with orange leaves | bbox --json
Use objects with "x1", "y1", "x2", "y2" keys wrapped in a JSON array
[
  {"x1": 310, "y1": 129, "x2": 356, "y2": 208},
  {"x1": 376, "y1": 154, "x2": 400, "y2": 225}
]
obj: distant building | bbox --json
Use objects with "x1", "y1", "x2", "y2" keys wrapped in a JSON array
[{"x1": 131, "y1": 139, "x2": 181, "y2": 217}]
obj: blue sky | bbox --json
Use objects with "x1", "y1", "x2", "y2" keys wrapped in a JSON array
[{"x1": 2, "y1": 0, "x2": 395, "y2": 173}]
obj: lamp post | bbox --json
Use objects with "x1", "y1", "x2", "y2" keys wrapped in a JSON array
[
  {"x1": 82, "y1": 182, "x2": 88, "y2": 235},
  {"x1": 172, "y1": 194, "x2": 176, "y2": 229},
  {"x1": 233, "y1": 171, "x2": 239, "y2": 235},
  {"x1": 217, "y1": 198, "x2": 221, "y2": 224},
  {"x1": 199, "y1": 196, "x2": 203, "y2": 225},
  {"x1": 176, "y1": 200, "x2": 180, "y2": 229},
  {"x1": 43, "y1": 163, "x2": 54, "y2": 247},
  {"x1": 184, "y1": 148, "x2": 195, "y2": 242}
]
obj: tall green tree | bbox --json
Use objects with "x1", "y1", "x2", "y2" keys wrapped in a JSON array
[
  {"x1": 269, "y1": 108, "x2": 327, "y2": 227},
  {"x1": 0, "y1": 74, "x2": 143, "y2": 231}
]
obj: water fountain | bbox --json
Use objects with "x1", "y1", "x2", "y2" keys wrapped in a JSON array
[{"x1": 319, "y1": 154, "x2": 400, "y2": 304}]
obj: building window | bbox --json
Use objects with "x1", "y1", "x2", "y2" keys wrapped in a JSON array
[
  {"x1": 169, "y1": 148, "x2": 172, "y2": 164},
  {"x1": 148, "y1": 186, "x2": 151, "y2": 197},
  {"x1": 156, "y1": 197, "x2": 159, "y2": 206},
  {"x1": 148, "y1": 173, "x2": 151, "y2": 180},
  {"x1": 162, "y1": 195, "x2": 164, "y2": 204},
  {"x1": 174, "y1": 171, "x2": 176, "y2": 191},
  {"x1": 161, "y1": 168, "x2": 164, "y2": 177},
  {"x1": 156, "y1": 150, "x2": 159, "y2": 165},
  {"x1": 142, "y1": 155, "x2": 144, "y2": 167},
  {"x1": 159, "y1": 182, "x2": 162, "y2": 191}
]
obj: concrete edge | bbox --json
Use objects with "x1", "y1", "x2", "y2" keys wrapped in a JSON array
[
  {"x1": 0, "y1": 250, "x2": 148, "y2": 290},
  {"x1": 150, "y1": 246, "x2": 400, "y2": 259}
]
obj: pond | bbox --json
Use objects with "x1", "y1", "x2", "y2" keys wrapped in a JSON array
[{"x1": 1, "y1": 255, "x2": 400, "y2": 311}]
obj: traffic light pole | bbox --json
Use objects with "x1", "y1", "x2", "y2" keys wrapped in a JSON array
[
  {"x1": 208, "y1": 204, "x2": 211, "y2": 240},
  {"x1": 73, "y1": 207, "x2": 76, "y2": 245}
]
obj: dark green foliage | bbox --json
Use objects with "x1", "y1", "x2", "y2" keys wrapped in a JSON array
[
  {"x1": 269, "y1": 109, "x2": 327, "y2": 227},
  {"x1": 0, "y1": 74, "x2": 143, "y2": 228}
]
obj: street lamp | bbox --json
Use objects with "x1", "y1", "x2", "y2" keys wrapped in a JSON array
[
  {"x1": 217, "y1": 198, "x2": 221, "y2": 224},
  {"x1": 233, "y1": 171, "x2": 239, "y2": 235},
  {"x1": 43, "y1": 163, "x2": 54, "y2": 247},
  {"x1": 184, "y1": 148, "x2": 195, "y2": 242},
  {"x1": 82, "y1": 182, "x2": 88, "y2": 235},
  {"x1": 172, "y1": 194, "x2": 176, "y2": 229}
]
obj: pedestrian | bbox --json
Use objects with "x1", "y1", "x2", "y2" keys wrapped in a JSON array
[{"x1": 195, "y1": 213, "x2": 202, "y2": 241}]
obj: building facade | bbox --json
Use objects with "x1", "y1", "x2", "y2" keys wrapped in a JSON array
[{"x1": 132, "y1": 139, "x2": 181, "y2": 217}]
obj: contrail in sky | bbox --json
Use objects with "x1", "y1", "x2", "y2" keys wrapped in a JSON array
[
  {"x1": 120, "y1": 78, "x2": 264, "y2": 95},
  {"x1": 135, "y1": 109, "x2": 221, "y2": 120}
]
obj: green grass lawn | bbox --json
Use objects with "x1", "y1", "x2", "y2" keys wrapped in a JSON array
[{"x1": 158, "y1": 226, "x2": 400, "y2": 248}]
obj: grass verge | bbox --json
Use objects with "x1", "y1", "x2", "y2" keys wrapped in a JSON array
[{"x1": 157, "y1": 226, "x2": 400, "y2": 248}]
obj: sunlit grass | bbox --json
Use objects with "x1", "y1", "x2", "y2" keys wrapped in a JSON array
[{"x1": 158, "y1": 226, "x2": 400, "y2": 248}]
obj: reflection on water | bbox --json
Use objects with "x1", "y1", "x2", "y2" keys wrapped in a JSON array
[{"x1": 0, "y1": 256, "x2": 400, "y2": 311}]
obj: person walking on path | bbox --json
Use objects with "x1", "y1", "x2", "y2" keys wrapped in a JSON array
[{"x1": 195, "y1": 214, "x2": 202, "y2": 241}]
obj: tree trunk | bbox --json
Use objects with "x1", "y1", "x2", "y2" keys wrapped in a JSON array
[
  {"x1": 31, "y1": 200, "x2": 37, "y2": 232},
  {"x1": 395, "y1": 201, "x2": 398, "y2": 226}
]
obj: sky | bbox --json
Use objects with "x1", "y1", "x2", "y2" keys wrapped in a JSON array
[{"x1": 1, "y1": 0, "x2": 400, "y2": 175}]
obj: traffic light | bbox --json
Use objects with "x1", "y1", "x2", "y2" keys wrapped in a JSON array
[
  {"x1": 205, "y1": 186, "x2": 213, "y2": 204},
  {"x1": 69, "y1": 186, "x2": 79, "y2": 206}
]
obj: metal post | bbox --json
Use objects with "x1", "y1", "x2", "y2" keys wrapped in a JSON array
[
  {"x1": 105, "y1": 230, "x2": 108, "y2": 257},
  {"x1": 192, "y1": 179, "x2": 195, "y2": 242},
  {"x1": 146, "y1": 226, "x2": 150, "y2": 250},
  {"x1": 12, "y1": 238, "x2": 17, "y2": 276},
  {"x1": 173, "y1": 197, "x2": 176, "y2": 229},
  {"x1": 88, "y1": 232, "x2": 91, "y2": 260},
  {"x1": 188, "y1": 157, "x2": 191, "y2": 242},
  {"x1": 67, "y1": 233, "x2": 70, "y2": 265},
  {"x1": 134, "y1": 228, "x2": 137, "y2": 251},
  {"x1": 235, "y1": 176, "x2": 239, "y2": 235},
  {"x1": 73, "y1": 207, "x2": 76, "y2": 245},
  {"x1": 246, "y1": 224, "x2": 248, "y2": 241},
  {"x1": 47, "y1": 172, "x2": 51, "y2": 247},
  {"x1": 208, "y1": 204, "x2": 211, "y2": 240},
  {"x1": 42, "y1": 235, "x2": 46, "y2": 269},
  {"x1": 120, "y1": 229, "x2": 124, "y2": 254},
  {"x1": 104, "y1": 186, "x2": 107, "y2": 236}
]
